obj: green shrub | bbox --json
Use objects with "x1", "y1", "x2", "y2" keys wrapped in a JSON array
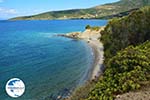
[
  {"x1": 85, "y1": 25, "x2": 91, "y2": 29},
  {"x1": 101, "y1": 6, "x2": 150, "y2": 59},
  {"x1": 65, "y1": 81, "x2": 96, "y2": 100},
  {"x1": 85, "y1": 25, "x2": 100, "y2": 31},
  {"x1": 87, "y1": 41, "x2": 150, "y2": 100}
]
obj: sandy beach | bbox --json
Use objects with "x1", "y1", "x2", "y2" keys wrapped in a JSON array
[
  {"x1": 86, "y1": 38, "x2": 104, "y2": 79},
  {"x1": 80, "y1": 28, "x2": 104, "y2": 79},
  {"x1": 61, "y1": 27, "x2": 105, "y2": 80}
]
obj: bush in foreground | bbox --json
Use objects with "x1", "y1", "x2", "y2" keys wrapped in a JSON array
[{"x1": 87, "y1": 41, "x2": 150, "y2": 100}]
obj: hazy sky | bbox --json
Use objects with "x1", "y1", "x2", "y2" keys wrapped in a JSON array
[{"x1": 0, "y1": 0, "x2": 119, "y2": 19}]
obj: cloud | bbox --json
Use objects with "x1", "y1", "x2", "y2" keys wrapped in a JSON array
[{"x1": 0, "y1": 7, "x2": 18, "y2": 15}]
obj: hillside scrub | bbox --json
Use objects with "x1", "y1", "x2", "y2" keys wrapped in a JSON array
[
  {"x1": 86, "y1": 6, "x2": 150, "y2": 100},
  {"x1": 101, "y1": 6, "x2": 150, "y2": 59},
  {"x1": 65, "y1": 6, "x2": 150, "y2": 100},
  {"x1": 87, "y1": 41, "x2": 150, "y2": 100}
]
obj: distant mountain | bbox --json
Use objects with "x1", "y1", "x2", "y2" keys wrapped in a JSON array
[{"x1": 10, "y1": 0, "x2": 150, "y2": 20}]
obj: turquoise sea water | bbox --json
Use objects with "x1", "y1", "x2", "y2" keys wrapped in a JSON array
[{"x1": 0, "y1": 20, "x2": 107, "y2": 100}]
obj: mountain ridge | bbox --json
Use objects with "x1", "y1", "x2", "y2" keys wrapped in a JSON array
[{"x1": 10, "y1": 0, "x2": 150, "y2": 20}]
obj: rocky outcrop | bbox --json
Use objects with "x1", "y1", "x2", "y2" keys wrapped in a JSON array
[{"x1": 57, "y1": 26, "x2": 105, "y2": 40}]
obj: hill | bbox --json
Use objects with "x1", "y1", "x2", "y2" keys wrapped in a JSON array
[{"x1": 10, "y1": 0, "x2": 150, "y2": 20}]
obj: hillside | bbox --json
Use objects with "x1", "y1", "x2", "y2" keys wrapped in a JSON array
[
  {"x1": 87, "y1": 6, "x2": 150, "y2": 100},
  {"x1": 10, "y1": 0, "x2": 150, "y2": 20},
  {"x1": 101, "y1": 6, "x2": 150, "y2": 59},
  {"x1": 64, "y1": 6, "x2": 150, "y2": 100}
]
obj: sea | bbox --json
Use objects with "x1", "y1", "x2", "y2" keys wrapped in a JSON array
[{"x1": 0, "y1": 20, "x2": 107, "y2": 100}]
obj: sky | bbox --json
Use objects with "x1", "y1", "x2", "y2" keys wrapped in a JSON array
[{"x1": 0, "y1": 0, "x2": 119, "y2": 19}]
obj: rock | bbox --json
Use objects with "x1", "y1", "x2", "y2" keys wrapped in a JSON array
[{"x1": 57, "y1": 95, "x2": 62, "y2": 99}]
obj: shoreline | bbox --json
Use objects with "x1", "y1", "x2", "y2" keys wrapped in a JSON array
[
  {"x1": 57, "y1": 27, "x2": 105, "y2": 80},
  {"x1": 55, "y1": 27, "x2": 105, "y2": 99},
  {"x1": 81, "y1": 29, "x2": 104, "y2": 80},
  {"x1": 85, "y1": 38, "x2": 104, "y2": 80}
]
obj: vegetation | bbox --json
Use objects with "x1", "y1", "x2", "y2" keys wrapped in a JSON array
[
  {"x1": 85, "y1": 25, "x2": 100, "y2": 31},
  {"x1": 85, "y1": 25, "x2": 91, "y2": 29},
  {"x1": 64, "y1": 6, "x2": 150, "y2": 100},
  {"x1": 101, "y1": 6, "x2": 150, "y2": 59},
  {"x1": 65, "y1": 81, "x2": 96, "y2": 100},
  {"x1": 87, "y1": 41, "x2": 150, "y2": 100},
  {"x1": 99, "y1": 8, "x2": 138, "y2": 19},
  {"x1": 86, "y1": 6, "x2": 150, "y2": 100},
  {"x1": 10, "y1": 0, "x2": 150, "y2": 20}
]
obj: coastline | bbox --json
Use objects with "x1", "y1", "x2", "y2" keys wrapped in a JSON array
[
  {"x1": 55, "y1": 27, "x2": 105, "y2": 99},
  {"x1": 57, "y1": 27, "x2": 105, "y2": 80},
  {"x1": 85, "y1": 37, "x2": 104, "y2": 79},
  {"x1": 80, "y1": 28, "x2": 105, "y2": 80}
]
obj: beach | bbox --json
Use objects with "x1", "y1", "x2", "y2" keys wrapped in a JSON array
[
  {"x1": 80, "y1": 28, "x2": 105, "y2": 79},
  {"x1": 60, "y1": 27, "x2": 105, "y2": 80},
  {"x1": 86, "y1": 37, "x2": 104, "y2": 79}
]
